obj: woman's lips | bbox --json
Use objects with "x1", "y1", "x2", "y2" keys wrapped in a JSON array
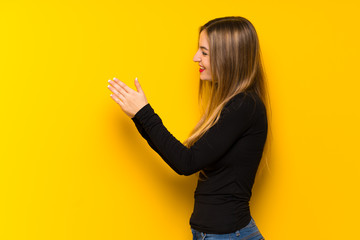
[{"x1": 199, "y1": 68, "x2": 205, "y2": 72}]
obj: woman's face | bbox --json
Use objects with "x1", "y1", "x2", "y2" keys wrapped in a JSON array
[{"x1": 193, "y1": 30, "x2": 212, "y2": 81}]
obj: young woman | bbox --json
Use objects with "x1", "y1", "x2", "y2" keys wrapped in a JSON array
[{"x1": 107, "y1": 16, "x2": 268, "y2": 240}]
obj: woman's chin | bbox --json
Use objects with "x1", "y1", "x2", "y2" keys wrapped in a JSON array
[{"x1": 200, "y1": 76, "x2": 212, "y2": 81}]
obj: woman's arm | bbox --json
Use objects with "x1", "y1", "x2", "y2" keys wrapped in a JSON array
[
  {"x1": 131, "y1": 116, "x2": 184, "y2": 175},
  {"x1": 132, "y1": 94, "x2": 259, "y2": 176}
]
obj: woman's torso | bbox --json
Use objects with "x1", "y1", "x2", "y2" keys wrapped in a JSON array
[{"x1": 190, "y1": 92, "x2": 268, "y2": 234}]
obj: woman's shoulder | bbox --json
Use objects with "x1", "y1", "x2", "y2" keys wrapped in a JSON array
[
  {"x1": 228, "y1": 91, "x2": 263, "y2": 108},
  {"x1": 223, "y1": 91, "x2": 266, "y2": 118}
]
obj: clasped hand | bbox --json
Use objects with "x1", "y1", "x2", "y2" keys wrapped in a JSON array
[{"x1": 107, "y1": 77, "x2": 148, "y2": 118}]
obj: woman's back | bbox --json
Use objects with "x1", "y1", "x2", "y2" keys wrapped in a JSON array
[{"x1": 190, "y1": 91, "x2": 268, "y2": 233}]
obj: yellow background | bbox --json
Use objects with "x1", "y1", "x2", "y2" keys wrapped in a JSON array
[{"x1": 1, "y1": 0, "x2": 359, "y2": 239}]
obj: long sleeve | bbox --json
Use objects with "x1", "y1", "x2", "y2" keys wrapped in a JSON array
[
  {"x1": 131, "y1": 116, "x2": 184, "y2": 175},
  {"x1": 131, "y1": 93, "x2": 258, "y2": 176}
]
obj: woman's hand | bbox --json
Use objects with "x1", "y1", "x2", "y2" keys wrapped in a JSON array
[{"x1": 107, "y1": 77, "x2": 148, "y2": 118}]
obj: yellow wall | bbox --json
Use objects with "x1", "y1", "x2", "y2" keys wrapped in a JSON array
[{"x1": 1, "y1": 1, "x2": 359, "y2": 239}]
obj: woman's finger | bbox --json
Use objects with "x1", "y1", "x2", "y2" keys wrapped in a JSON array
[
  {"x1": 108, "y1": 80, "x2": 128, "y2": 97},
  {"x1": 108, "y1": 84, "x2": 125, "y2": 101},
  {"x1": 110, "y1": 93, "x2": 124, "y2": 107},
  {"x1": 113, "y1": 78, "x2": 133, "y2": 94}
]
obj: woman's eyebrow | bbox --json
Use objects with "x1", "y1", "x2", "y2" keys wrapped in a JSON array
[{"x1": 200, "y1": 46, "x2": 208, "y2": 51}]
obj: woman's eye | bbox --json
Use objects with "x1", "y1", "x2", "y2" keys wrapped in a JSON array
[{"x1": 202, "y1": 52, "x2": 208, "y2": 56}]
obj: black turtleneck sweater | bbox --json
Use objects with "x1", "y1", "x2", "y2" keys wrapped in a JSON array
[{"x1": 130, "y1": 92, "x2": 268, "y2": 234}]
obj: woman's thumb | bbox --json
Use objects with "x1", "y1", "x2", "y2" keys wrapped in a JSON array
[{"x1": 134, "y1": 77, "x2": 143, "y2": 93}]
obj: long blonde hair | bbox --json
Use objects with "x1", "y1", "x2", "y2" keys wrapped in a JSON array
[{"x1": 182, "y1": 16, "x2": 272, "y2": 180}]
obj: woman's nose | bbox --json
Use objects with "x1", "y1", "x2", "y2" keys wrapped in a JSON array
[{"x1": 193, "y1": 52, "x2": 200, "y2": 62}]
